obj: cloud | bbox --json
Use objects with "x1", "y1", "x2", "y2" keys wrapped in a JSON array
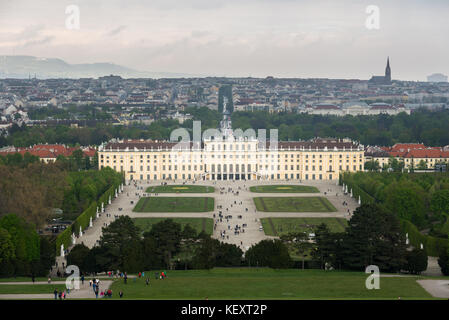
[
  {"x1": 22, "y1": 35, "x2": 54, "y2": 47},
  {"x1": 1, "y1": 0, "x2": 448, "y2": 80},
  {"x1": 105, "y1": 25, "x2": 127, "y2": 37}
]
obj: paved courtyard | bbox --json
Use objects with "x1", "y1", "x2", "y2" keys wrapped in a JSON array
[{"x1": 72, "y1": 179, "x2": 359, "y2": 252}]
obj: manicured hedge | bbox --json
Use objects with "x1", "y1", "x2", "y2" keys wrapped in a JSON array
[
  {"x1": 55, "y1": 172, "x2": 123, "y2": 255},
  {"x1": 342, "y1": 172, "x2": 449, "y2": 256},
  {"x1": 73, "y1": 201, "x2": 97, "y2": 236},
  {"x1": 340, "y1": 172, "x2": 376, "y2": 204},
  {"x1": 55, "y1": 225, "x2": 72, "y2": 255},
  {"x1": 401, "y1": 219, "x2": 449, "y2": 256}
]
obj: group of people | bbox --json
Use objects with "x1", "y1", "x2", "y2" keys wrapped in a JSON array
[
  {"x1": 53, "y1": 288, "x2": 69, "y2": 300},
  {"x1": 214, "y1": 186, "x2": 250, "y2": 245}
]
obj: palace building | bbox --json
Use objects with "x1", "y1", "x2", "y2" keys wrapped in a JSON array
[{"x1": 98, "y1": 101, "x2": 365, "y2": 181}]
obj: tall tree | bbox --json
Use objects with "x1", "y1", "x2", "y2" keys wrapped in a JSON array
[
  {"x1": 99, "y1": 216, "x2": 141, "y2": 271},
  {"x1": 245, "y1": 239, "x2": 292, "y2": 269},
  {"x1": 341, "y1": 204, "x2": 407, "y2": 272},
  {"x1": 144, "y1": 219, "x2": 182, "y2": 269}
]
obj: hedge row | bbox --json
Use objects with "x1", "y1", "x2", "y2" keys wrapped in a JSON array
[
  {"x1": 56, "y1": 175, "x2": 123, "y2": 255},
  {"x1": 73, "y1": 201, "x2": 97, "y2": 236},
  {"x1": 340, "y1": 173, "x2": 376, "y2": 205},
  {"x1": 341, "y1": 172, "x2": 449, "y2": 256},
  {"x1": 401, "y1": 219, "x2": 449, "y2": 256}
]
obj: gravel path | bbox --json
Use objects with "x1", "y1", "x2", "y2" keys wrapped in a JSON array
[
  {"x1": 70, "y1": 179, "x2": 359, "y2": 252},
  {"x1": 0, "y1": 280, "x2": 113, "y2": 300},
  {"x1": 417, "y1": 280, "x2": 449, "y2": 298}
]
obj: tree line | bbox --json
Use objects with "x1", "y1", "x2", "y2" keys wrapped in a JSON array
[
  {"x1": 0, "y1": 214, "x2": 55, "y2": 277},
  {"x1": 341, "y1": 172, "x2": 449, "y2": 234},
  {"x1": 231, "y1": 109, "x2": 449, "y2": 147},
  {"x1": 3, "y1": 108, "x2": 449, "y2": 148},
  {"x1": 67, "y1": 217, "x2": 244, "y2": 274},
  {"x1": 0, "y1": 156, "x2": 122, "y2": 227},
  {"x1": 66, "y1": 208, "x2": 435, "y2": 276}
]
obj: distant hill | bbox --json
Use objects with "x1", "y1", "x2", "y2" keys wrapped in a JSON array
[{"x1": 0, "y1": 55, "x2": 196, "y2": 79}]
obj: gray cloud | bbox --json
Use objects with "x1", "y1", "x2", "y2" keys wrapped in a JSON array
[
  {"x1": 0, "y1": 0, "x2": 448, "y2": 80},
  {"x1": 105, "y1": 25, "x2": 127, "y2": 37}
]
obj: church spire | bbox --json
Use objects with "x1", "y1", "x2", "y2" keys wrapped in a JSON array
[{"x1": 385, "y1": 56, "x2": 391, "y2": 82}]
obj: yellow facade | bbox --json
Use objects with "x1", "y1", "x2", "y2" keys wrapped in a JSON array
[{"x1": 98, "y1": 138, "x2": 364, "y2": 181}]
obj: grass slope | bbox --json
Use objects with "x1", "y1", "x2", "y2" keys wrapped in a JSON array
[
  {"x1": 108, "y1": 268, "x2": 433, "y2": 300},
  {"x1": 0, "y1": 284, "x2": 67, "y2": 294}
]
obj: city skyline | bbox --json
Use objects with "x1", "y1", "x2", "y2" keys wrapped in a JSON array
[{"x1": 0, "y1": 0, "x2": 448, "y2": 81}]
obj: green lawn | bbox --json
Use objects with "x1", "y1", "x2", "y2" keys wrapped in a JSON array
[
  {"x1": 146, "y1": 185, "x2": 215, "y2": 193},
  {"x1": 261, "y1": 218, "x2": 348, "y2": 236},
  {"x1": 108, "y1": 268, "x2": 434, "y2": 300},
  {"x1": 250, "y1": 185, "x2": 319, "y2": 193},
  {"x1": 133, "y1": 218, "x2": 214, "y2": 235},
  {"x1": 0, "y1": 284, "x2": 67, "y2": 294},
  {"x1": 133, "y1": 197, "x2": 214, "y2": 212},
  {"x1": 254, "y1": 197, "x2": 337, "y2": 212},
  {"x1": 0, "y1": 277, "x2": 48, "y2": 282}
]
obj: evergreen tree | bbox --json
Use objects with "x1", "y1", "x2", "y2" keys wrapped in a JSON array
[
  {"x1": 341, "y1": 204, "x2": 407, "y2": 272},
  {"x1": 145, "y1": 219, "x2": 182, "y2": 270},
  {"x1": 99, "y1": 216, "x2": 141, "y2": 271},
  {"x1": 245, "y1": 239, "x2": 292, "y2": 269},
  {"x1": 404, "y1": 248, "x2": 428, "y2": 274},
  {"x1": 438, "y1": 247, "x2": 449, "y2": 276}
]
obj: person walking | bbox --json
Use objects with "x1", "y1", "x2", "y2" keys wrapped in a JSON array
[{"x1": 53, "y1": 289, "x2": 58, "y2": 300}]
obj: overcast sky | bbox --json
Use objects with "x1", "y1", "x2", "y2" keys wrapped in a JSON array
[{"x1": 0, "y1": 0, "x2": 448, "y2": 80}]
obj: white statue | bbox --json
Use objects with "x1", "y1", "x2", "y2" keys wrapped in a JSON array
[
  {"x1": 72, "y1": 233, "x2": 76, "y2": 245},
  {"x1": 79, "y1": 226, "x2": 83, "y2": 237},
  {"x1": 358, "y1": 196, "x2": 361, "y2": 205},
  {"x1": 108, "y1": 195, "x2": 111, "y2": 205},
  {"x1": 89, "y1": 217, "x2": 93, "y2": 228},
  {"x1": 60, "y1": 244, "x2": 64, "y2": 257}
]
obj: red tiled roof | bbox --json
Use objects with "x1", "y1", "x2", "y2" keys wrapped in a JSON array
[
  {"x1": 404, "y1": 149, "x2": 449, "y2": 158},
  {"x1": 0, "y1": 144, "x2": 96, "y2": 159},
  {"x1": 391, "y1": 143, "x2": 426, "y2": 152}
]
